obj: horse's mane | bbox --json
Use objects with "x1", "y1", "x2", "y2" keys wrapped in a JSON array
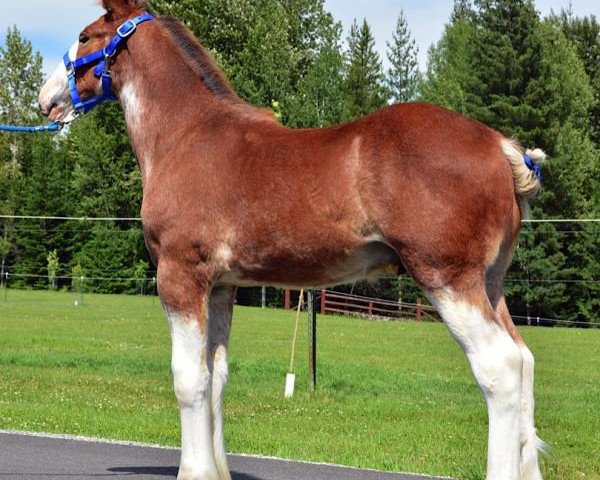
[
  {"x1": 155, "y1": 15, "x2": 277, "y2": 123},
  {"x1": 157, "y1": 16, "x2": 238, "y2": 99}
]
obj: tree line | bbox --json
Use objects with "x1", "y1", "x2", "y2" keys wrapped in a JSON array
[{"x1": 0, "y1": 0, "x2": 597, "y2": 323}]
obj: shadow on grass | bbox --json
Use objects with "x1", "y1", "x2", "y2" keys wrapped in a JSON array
[{"x1": 108, "y1": 466, "x2": 265, "y2": 479}]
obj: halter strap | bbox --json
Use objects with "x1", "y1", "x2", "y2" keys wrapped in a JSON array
[{"x1": 64, "y1": 12, "x2": 154, "y2": 116}]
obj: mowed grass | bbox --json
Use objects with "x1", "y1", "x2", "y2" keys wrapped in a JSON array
[{"x1": 0, "y1": 290, "x2": 599, "y2": 480}]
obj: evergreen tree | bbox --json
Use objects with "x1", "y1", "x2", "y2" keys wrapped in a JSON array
[
  {"x1": 150, "y1": 0, "x2": 344, "y2": 124},
  {"x1": 0, "y1": 26, "x2": 44, "y2": 282},
  {"x1": 451, "y1": 0, "x2": 474, "y2": 23},
  {"x1": 287, "y1": 23, "x2": 347, "y2": 127},
  {"x1": 386, "y1": 10, "x2": 420, "y2": 103},
  {"x1": 12, "y1": 134, "x2": 74, "y2": 284},
  {"x1": 344, "y1": 19, "x2": 388, "y2": 118},
  {"x1": 468, "y1": 0, "x2": 542, "y2": 136},
  {"x1": 421, "y1": 0, "x2": 598, "y2": 322},
  {"x1": 420, "y1": 20, "x2": 479, "y2": 114},
  {"x1": 228, "y1": 0, "x2": 294, "y2": 109},
  {"x1": 552, "y1": 10, "x2": 600, "y2": 145},
  {"x1": 0, "y1": 26, "x2": 43, "y2": 124},
  {"x1": 63, "y1": 104, "x2": 148, "y2": 291},
  {"x1": 279, "y1": 0, "x2": 339, "y2": 85}
]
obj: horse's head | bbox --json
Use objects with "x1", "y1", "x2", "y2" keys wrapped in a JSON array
[{"x1": 39, "y1": 0, "x2": 148, "y2": 124}]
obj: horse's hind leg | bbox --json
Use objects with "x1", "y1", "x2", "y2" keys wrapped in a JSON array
[
  {"x1": 208, "y1": 285, "x2": 236, "y2": 480},
  {"x1": 487, "y1": 254, "x2": 545, "y2": 480},
  {"x1": 495, "y1": 296, "x2": 545, "y2": 480},
  {"x1": 427, "y1": 283, "x2": 523, "y2": 480},
  {"x1": 158, "y1": 261, "x2": 220, "y2": 480}
]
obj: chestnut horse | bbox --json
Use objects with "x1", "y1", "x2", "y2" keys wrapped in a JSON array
[{"x1": 39, "y1": 1, "x2": 547, "y2": 479}]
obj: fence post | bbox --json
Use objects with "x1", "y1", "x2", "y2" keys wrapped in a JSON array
[
  {"x1": 284, "y1": 289, "x2": 291, "y2": 310},
  {"x1": 79, "y1": 276, "x2": 84, "y2": 306},
  {"x1": 3, "y1": 273, "x2": 7, "y2": 302},
  {"x1": 416, "y1": 298, "x2": 422, "y2": 322},
  {"x1": 152, "y1": 276, "x2": 157, "y2": 307},
  {"x1": 320, "y1": 289, "x2": 326, "y2": 315},
  {"x1": 307, "y1": 290, "x2": 317, "y2": 392},
  {"x1": 261, "y1": 286, "x2": 266, "y2": 309}
]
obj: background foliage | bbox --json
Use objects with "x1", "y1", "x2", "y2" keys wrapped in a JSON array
[{"x1": 0, "y1": 0, "x2": 597, "y2": 323}]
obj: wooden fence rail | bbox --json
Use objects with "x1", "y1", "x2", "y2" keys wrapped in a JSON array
[{"x1": 284, "y1": 289, "x2": 440, "y2": 322}]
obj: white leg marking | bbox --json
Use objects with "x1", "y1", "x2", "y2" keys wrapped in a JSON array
[
  {"x1": 165, "y1": 308, "x2": 219, "y2": 480},
  {"x1": 429, "y1": 290, "x2": 523, "y2": 480},
  {"x1": 520, "y1": 345, "x2": 546, "y2": 480}
]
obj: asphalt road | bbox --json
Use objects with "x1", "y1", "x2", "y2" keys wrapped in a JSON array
[{"x1": 0, "y1": 431, "x2": 450, "y2": 480}]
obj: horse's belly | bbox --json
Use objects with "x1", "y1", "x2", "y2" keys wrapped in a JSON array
[{"x1": 220, "y1": 239, "x2": 402, "y2": 289}]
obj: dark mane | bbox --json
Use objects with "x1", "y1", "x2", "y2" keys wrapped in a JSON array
[{"x1": 157, "y1": 16, "x2": 237, "y2": 99}]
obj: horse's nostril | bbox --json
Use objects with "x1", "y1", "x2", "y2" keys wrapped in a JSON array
[{"x1": 40, "y1": 100, "x2": 55, "y2": 116}]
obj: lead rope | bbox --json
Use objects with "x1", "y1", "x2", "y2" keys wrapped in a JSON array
[
  {"x1": 289, "y1": 289, "x2": 304, "y2": 373},
  {"x1": 0, "y1": 122, "x2": 62, "y2": 133},
  {"x1": 284, "y1": 289, "x2": 304, "y2": 398}
]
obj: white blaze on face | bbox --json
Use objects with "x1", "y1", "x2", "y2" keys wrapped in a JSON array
[{"x1": 38, "y1": 41, "x2": 80, "y2": 124}]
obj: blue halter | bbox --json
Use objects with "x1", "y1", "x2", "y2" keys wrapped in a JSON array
[{"x1": 64, "y1": 12, "x2": 154, "y2": 116}]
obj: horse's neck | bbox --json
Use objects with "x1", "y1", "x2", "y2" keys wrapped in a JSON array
[{"x1": 114, "y1": 30, "x2": 234, "y2": 184}]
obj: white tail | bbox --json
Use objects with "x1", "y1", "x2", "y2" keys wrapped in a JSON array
[{"x1": 501, "y1": 139, "x2": 546, "y2": 206}]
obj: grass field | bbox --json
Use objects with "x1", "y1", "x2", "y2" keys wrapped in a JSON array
[{"x1": 0, "y1": 289, "x2": 598, "y2": 480}]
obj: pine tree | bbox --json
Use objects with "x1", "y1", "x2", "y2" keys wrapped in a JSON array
[
  {"x1": 228, "y1": 0, "x2": 294, "y2": 109},
  {"x1": 0, "y1": 26, "x2": 43, "y2": 125},
  {"x1": 451, "y1": 0, "x2": 474, "y2": 23},
  {"x1": 420, "y1": 20, "x2": 480, "y2": 114},
  {"x1": 150, "y1": 0, "x2": 345, "y2": 123},
  {"x1": 552, "y1": 11, "x2": 600, "y2": 145},
  {"x1": 344, "y1": 19, "x2": 388, "y2": 118},
  {"x1": 63, "y1": 105, "x2": 148, "y2": 292},
  {"x1": 288, "y1": 23, "x2": 347, "y2": 127},
  {"x1": 279, "y1": 0, "x2": 340, "y2": 86},
  {"x1": 386, "y1": 10, "x2": 420, "y2": 103},
  {"x1": 421, "y1": 0, "x2": 598, "y2": 322},
  {"x1": 0, "y1": 26, "x2": 44, "y2": 282}
]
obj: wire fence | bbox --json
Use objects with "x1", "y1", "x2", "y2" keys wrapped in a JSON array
[
  {"x1": 0, "y1": 272, "x2": 282, "y2": 311},
  {"x1": 1, "y1": 272, "x2": 597, "y2": 329},
  {"x1": 0, "y1": 216, "x2": 597, "y2": 327},
  {"x1": 2, "y1": 214, "x2": 600, "y2": 223}
]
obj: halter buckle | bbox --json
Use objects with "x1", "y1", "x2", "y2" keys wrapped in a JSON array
[{"x1": 117, "y1": 20, "x2": 137, "y2": 38}]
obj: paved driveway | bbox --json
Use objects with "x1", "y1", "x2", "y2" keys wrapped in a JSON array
[{"x1": 0, "y1": 431, "x2": 451, "y2": 480}]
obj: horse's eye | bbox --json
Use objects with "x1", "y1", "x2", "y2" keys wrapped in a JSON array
[{"x1": 79, "y1": 33, "x2": 90, "y2": 44}]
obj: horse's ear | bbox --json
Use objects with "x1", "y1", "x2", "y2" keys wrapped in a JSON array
[
  {"x1": 100, "y1": 0, "x2": 147, "y2": 15},
  {"x1": 127, "y1": 0, "x2": 148, "y2": 7}
]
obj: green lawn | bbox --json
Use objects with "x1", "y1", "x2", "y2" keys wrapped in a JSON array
[{"x1": 0, "y1": 289, "x2": 598, "y2": 480}]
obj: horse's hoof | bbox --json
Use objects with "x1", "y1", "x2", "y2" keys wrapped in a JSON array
[{"x1": 177, "y1": 467, "x2": 220, "y2": 480}]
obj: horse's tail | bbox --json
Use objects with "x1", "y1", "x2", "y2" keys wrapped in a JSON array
[{"x1": 501, "y1": 138, "x2": 546, "y2": 212}]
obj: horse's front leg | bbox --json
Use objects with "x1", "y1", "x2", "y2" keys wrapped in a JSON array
[
  {"x1": 159, "y1": 262, "x2": 220, "y2": 480},
  {"x1": 208, "y1": 285, "x2": 236, "y2": 480}
]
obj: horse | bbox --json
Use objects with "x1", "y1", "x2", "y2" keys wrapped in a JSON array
[{"x1": 38, "y1": 1, "x2": 547, "y2": 479}]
